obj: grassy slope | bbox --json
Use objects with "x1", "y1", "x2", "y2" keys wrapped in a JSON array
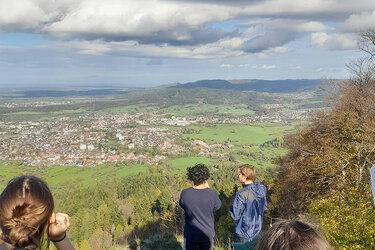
[
  {"x1": 182, "y1": 123, "x2": 295, "y2": 145},
  {"x1": 167, "y1": 157, "x2": 213, "y2": 171}
]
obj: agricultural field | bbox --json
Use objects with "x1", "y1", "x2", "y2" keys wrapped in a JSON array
[
  {"x1": 182, "y1": 122, "x2": 297, "y2": 145},
  {"x1": 98, "y1": 105, "x2": 151, "y2": 114},
  {"x1": 164, "y1": 104, "x2": 255, "y2": 116}
]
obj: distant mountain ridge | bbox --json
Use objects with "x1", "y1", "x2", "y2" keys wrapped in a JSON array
[{"x1": 171, "y1": 79, "x2": 322, "y2": 93}]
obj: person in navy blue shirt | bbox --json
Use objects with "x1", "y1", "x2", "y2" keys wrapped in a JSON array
[
  {"x1": 179, "y1": 164, "x2": 221, "y2": 250},
  {"x1": 230, "y1": 164, "x2": 267, "y2": 243}
]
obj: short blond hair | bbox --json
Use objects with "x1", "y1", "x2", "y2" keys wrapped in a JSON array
[{"x1": 239, "y1": 164, "x2": 256, "y2": 181}]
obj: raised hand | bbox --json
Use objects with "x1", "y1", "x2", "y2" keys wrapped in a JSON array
[{"x1": 49, "y1": 213, "x2": 70, "y2": 241}]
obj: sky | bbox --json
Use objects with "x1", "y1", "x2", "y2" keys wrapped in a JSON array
[{"x1": 0, "y1": 0, "x2": 375, "y2": 87}]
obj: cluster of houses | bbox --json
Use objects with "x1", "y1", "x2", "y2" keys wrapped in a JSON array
[
  {"x1": 0, "y1": 97, "x2": 315, "y2": 167},
  {"x1": 0, "y1": 116, "x2": 183, "y2": 166}
]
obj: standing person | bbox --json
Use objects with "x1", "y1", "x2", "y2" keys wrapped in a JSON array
[
  {"x1": 230, "y1": 164, "x2": 267, "y2": 243},
  {"x1": 179, "y1": 164, "x2": 221, "y2": 250},
  {"x1": 0, "y1": 175, "x2": 75, "y2": 250}
]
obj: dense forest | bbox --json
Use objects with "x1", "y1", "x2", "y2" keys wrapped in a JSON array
[{"x1": 53, "y1": 162, "x2": 272, "y2": 249}]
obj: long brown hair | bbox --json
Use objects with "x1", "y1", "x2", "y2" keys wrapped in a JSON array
[
  {"x1": 0, "y1": 176, "x2": 54, "y2": 249},
  {"x1": 256, "y1": 219, "x2": 332, "y2": 250}
]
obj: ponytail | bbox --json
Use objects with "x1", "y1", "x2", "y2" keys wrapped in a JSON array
[{"x1": 0, "y1": 176, "x2": 54, "y2": 249}]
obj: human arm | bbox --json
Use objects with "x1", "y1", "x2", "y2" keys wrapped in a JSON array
[
  {"x1": 179, "y1": 190, "x2": 185, "y2": 209},
  {"x1": 49, "y1": 213, "x2": 75, "y2": 250},
  {"x1": 230, "y1": 192, "x2": 245, "y2": 221},
  {"x1": 262, "y1": 185, "x2": 268, "y2": 212},
  {"x1": 213, "y1": 191, "x2": 221, "y2": 211}
]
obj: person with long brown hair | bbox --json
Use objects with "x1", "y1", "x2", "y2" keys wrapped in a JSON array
[
  {"x1": 0, "y1": 175, "x2": 75, "y2": 250},
  {"x1": 255, "y1": 219, "x2": 332, "y2": 250}
]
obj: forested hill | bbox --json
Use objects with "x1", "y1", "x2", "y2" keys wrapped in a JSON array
[{"x1": 171, "y1": 79, "x2": 322, "y2": 93}]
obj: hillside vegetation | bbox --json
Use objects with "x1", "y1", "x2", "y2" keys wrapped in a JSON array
[
  {"x1": 173, "y1": 79, "x2": 321, "y2": 93},
  {"x1": 272, "y1": 30, "x2": 375, "y2": 249},
  {"x1": 0, "y1": 85, "x2": 322, "y2": 121}
]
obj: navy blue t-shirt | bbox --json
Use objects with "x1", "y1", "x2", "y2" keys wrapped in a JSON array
[{"x1": 179, "y1": 187, "x2": 221, "y2": 242}]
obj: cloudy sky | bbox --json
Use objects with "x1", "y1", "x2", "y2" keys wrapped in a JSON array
[{"x1": 0, "y1": 0, "x2": 374, "y2": 87}]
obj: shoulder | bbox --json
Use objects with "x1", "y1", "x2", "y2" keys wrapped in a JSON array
[
  {"x1": 238, "y1": 187, "x2": 256, "y2": 202},
  {"x1": 207, "y1": 188, "x2": 219, "y2": 194},
  {"x1": 180, "y1": 187, "x2": 193, "y2": 195},
  {"x1": 238, "y1": 187, "x2": 251, "y2": 195},
  {"x1": 257, "y1": 182, "x2": 266, "y2": 187},
  {"x1": 257, "y1": 183, "x2": 267, "y2": 191}
]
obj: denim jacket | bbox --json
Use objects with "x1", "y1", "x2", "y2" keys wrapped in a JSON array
[{"x1": 230, "y1": 182, "x2": 267, "y2": 240}]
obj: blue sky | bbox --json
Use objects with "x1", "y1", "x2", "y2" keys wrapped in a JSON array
[{"x1": 0, "y1": 0, "x2": 374, "y2": 87}]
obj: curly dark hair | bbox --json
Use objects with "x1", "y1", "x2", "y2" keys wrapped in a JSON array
[{"x1": 187, "y1": 164, "x2": 210, "y2": 185}]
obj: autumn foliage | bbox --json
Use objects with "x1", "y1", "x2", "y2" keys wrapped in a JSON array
[{"x1": 272, "y1": 37, "x2": 375, "y2": 248}]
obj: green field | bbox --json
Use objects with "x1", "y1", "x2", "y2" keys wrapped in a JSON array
[
  {"x1": 165, "y1": 104, "x2": 255, "y2": 116},
  {"x1": 167, "y1": 157, "x2": 213, "y2": 172},
  {"x1": 183, "y1": 123, "x2": 296, "y2": 145},
  {"x1": 0, "y1": 163, "x2": 148, "y2": 190},
  {"x1": 99, "y1": 103, "x2": 256, "y2": 116},
  {"x1": 98, "y1": 104, "x2": 156, "y2": 114},
  {"x1": 1, "y1": 109, "x2": 87, "y2": 122},
  {"x1": 234, "y1": 147, "x2": 288, "y2": 168}
]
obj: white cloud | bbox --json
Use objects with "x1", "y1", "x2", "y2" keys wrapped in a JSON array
[
  {"x1": 220, "y1": 64, "x2": 233, "y2": 68},
  {"x1": 340, "y1": 9, "x2": 375, "y2": 32},
  {"x1": 311, "y1": 32, "x2": 329, "y2": 47},
  {"x1": 270, "y1": 46, "x2": 287, "y2": 54},
  {"x1": 242, "y1": 18, "x2": 332, "y2": 33},
  {"x1": 295, "y1": 21, "x2": 333, "y2": 32},
  {"x1": 238, "y1": 18, "x2": 333, "y2": 53},
  {"x1": 311, "y1": 32, "x2": 357, "y2": 50},
  {"x1": 257, "y1": 53, "x2": 268, "y2": 58},
  {"x1": 0, "y1": 0, "x2": 374, "y2": 59},
  {"x1": 42, "y1": 0, "x2": 236, "y2": 44},
  {"x1": 295, "y1": 66, "x2": 302, "y2": 69},
  {"x1": 261, "y1": 64, "x2": 276, "y2": 69},
  {"x1": 0, "y1": 0, "x2": 51, "y2": 30},
  {"x1": 326, "y1": 33, "x2": 358, "y2": 50},
  {"x1": 0, "y1": 0, "x2": 78, "y2": 31},
  {"x1": 238, "y1": 64, "x2": 252, "y2": 68},
  {"x1": 240, "y1": 0, "x2": 375, "y2": 19},
  {"x1": 64, "y1": 41, "x2": 111, "y2": 55},
  {"x1": 97, "y1": 38, "x2": 245, "y2": 60}
]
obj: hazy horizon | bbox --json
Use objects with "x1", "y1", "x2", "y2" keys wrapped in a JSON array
[{"x1": 0, "y1": 78, "x2": 330, "y2": 89}]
